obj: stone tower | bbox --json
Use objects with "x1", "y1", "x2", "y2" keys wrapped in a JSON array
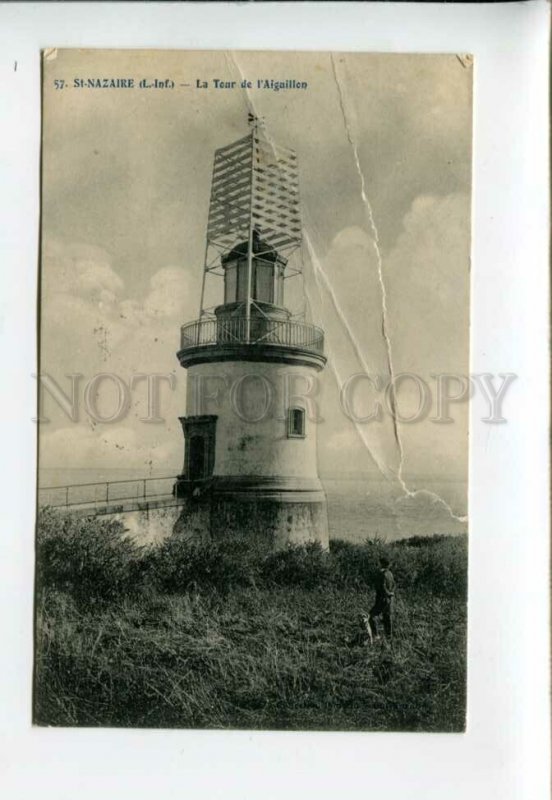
[{"x1": 174, "y1": 118, "x2": 328, "y2": 549}]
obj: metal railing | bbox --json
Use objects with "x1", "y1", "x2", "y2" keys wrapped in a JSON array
[
  {"x1": 38, "y1": 476, "x2": 177, "y2": 510},
  {"x1": 180, "y1": 317, "x2": 324, "y2": 355}
]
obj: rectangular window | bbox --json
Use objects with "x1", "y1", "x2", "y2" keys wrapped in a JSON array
[
  {"x1": 255, "y1": 262, "x2": 273, "y2": 303},
  {"x1": 274, "y1": 269, "x2": 283, "y2": 306},
  {"x1": 236, "y1": 259, "x2": 259, "y2": 303},
  {"x1": 288, "y1": 407, "x2": 305, "y2": 438},
  {"x1": 225, "y1": 264, "x2": 237, "y2": 303},
  {"x1": 236, "y1": 261, "x2": 248, "y2": 301}
]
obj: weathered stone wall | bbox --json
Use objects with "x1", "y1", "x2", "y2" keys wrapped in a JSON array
[
  {"x1": 210, "y1": 497, "x2": 329, "y2": 550},
  {"x1": 111, "y1": 504, "x2": 181, "y2": 546},
  {"x1": 173, "y1": 495, "x2": 329, "y2": 551}
]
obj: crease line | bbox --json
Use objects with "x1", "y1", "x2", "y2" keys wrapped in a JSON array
[
  {"x1": 302, "y1": 228, "x2": 399, "y2": 484},
  {"x1": 330, "y1": 55, "x2": 404, "y2": 477},
  {"x1": 330, "y1": 55, "x2": 466, "y2": 525},
  {"x1": 226, "y1": 51, "x2": 466, "y2": 526}
]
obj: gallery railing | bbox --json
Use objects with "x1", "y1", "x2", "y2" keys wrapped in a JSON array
[
  {"x1": 38, "y1": 476, "x2": 177, "y2": 509},
  {"x1": 180, "y1": 317, "x2": 325, "y2": 355}
]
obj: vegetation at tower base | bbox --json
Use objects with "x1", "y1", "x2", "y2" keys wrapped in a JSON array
[{"x1": 34, "y1": 509, "x2": 467, "y2": 731}]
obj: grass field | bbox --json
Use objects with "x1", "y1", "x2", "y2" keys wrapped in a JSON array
[{"x1": 34, "y1": 509, "x2": 467, "y2": 731}]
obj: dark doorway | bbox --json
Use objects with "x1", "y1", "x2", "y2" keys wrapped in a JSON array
[
  {"x1": 189, "y1": 435, "x2": 206, "y2": 480},
  {"x1": 180, "y1": 415, "x2": 217, "y2": 482}
]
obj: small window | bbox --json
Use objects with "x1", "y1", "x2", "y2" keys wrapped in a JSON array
[
  {"x1": 274, "y1": 267, "x2": 284, "y2": 306},
  {"x1": 224, "y1": 264, "x2": 237, "y2": 303},
  {"x1": 236, "y1": 260, "x2": 248, "y2": 301},
  {"x1": 288, "y1": 407, "x2": 306, "y2": 438},
  {"x1": 255, "y1": 262, "x2": 274, "y2": 303}
]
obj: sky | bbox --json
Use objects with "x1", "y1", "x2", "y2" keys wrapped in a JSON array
[{"x1": 39, "y1": 49, "x2": 472, "y2": 515}]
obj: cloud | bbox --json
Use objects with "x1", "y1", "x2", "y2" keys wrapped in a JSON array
[
  {"x1": 41, "y1": 237, "x2": 196, "y2": 368},
  {"x1": 143, "y1": 266, "x2": 196, "y2": 320},
  {"x1": 385, "y1": 192, "x2": 470, "y2": 374},
  {"x1": 383, "y1": 192, "x2": 470, "y2": 481},
  {"x1": 41, "y1": 238, "x2": 128, "y2": 354},
  {"x1": 39, "y1": 238, "x2": 194, "y2": 460},
  {"x1": 42, "y1": 238, "x2": 123, "y2": 303},
  {"x1": 306, "y1": 191, "x2": 469, "y2": 486},
  {"x1": 43, "y1": 237, "x2": 195, "y2": 326},
  {"x1": 304, "y1": 224, "x2": 403, "y2": 480}
]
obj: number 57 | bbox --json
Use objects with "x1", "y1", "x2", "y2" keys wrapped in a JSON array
[{"x1": 54, "y1": 79, "x2": 65, "y2": 90}]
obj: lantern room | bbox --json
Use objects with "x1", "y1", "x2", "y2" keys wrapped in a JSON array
[{"x1": 220, "y1": 230, "x2": 287, "y2": 308}]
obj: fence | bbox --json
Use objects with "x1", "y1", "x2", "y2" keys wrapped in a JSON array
[{"x1": 38, "y1": 476, "x2": 176, "y2": 510}]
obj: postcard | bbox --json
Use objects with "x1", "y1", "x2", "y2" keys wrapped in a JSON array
[{"x1": 36, "y1": 48, "x2": 472, "y2": 731}]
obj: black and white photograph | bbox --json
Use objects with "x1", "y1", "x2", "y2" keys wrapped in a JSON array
[
  {"x1": 0, "y1": 2, "x2": 549, "y2": 799},
  {"x1": 34, "y1": 48, "x2": 474, "y2": 731}
]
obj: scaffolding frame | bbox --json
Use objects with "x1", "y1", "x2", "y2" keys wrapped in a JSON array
[{"x1": 198, "y1": 118, "x2": 304, "y2": 342}]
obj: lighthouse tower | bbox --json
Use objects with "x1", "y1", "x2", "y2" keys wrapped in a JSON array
[{"x1": 175, "y1": 117, "x2": 328, "y2": 549}]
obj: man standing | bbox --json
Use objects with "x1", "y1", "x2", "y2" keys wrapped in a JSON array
[{"x1": 369, "y1": 556, "x2": 395, "y2": 638}]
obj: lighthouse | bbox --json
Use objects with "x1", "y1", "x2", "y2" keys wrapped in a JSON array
[{"x1": 174, "y1": 117, "x2": 328, "y2": 549}]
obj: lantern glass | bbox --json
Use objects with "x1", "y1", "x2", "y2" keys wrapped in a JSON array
[
  {"x1": 224, "y1": 263, "x2": 237, "y2": 303},
  {"x1": 236, "y1": 260, "x2": 248, "y2": 301},
  {"x1": 255, "y1": 262, "x2": 273, "y2": 303}
]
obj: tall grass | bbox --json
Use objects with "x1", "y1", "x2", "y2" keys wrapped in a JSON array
[{"x1": 34, "y1": 509, "x2": 467, "y2": 731}]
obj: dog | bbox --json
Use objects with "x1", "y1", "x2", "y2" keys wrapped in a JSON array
[{"x1": 346, "y1": 611, "x2": 374, "y2": 647}]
